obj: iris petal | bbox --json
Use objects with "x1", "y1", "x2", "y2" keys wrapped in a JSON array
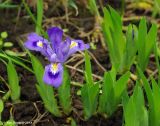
[
  {"x1": 43, "y1": 63, "x2": 63, "y2": 88},
  {"x1": 56, "y1": 38, "x2": 71, "y2": 63},
  {"x1": 47, "y1": 27, "x2": 63, "y2": 52},
  {"x1": 24, "y1": 33, "x2": 53, "y2": 58},
  {"x1": 68, "y1": 40, "x2": 90, "y2": 56}
]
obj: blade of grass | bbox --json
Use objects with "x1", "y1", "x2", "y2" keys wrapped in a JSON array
[
  {"x1": 36, "y1": 0, "x2": 43, "y2": 34},
  {"x1": 7, "y1": 60, "x2": 20, "y2": 102}
]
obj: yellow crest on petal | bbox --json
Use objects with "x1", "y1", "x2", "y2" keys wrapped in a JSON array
[
  {"x1": 37, "y1": 41, "x2": 43, "y2": 48},
  {"x1": 70, "y1": 41, "x2": 78, "y2": 49},
  {"x1": 51, "y1": 63, "x2": 58, "y2": 74}
]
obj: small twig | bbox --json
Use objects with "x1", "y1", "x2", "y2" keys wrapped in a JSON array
[
  {"x1": 65, "y1": 64, "x2": 102, "y2": 80},
  {"x1": 88, "y1": 51, "x2": 106, "y2": 72},
  {"x1": 130, "y1": 73, "x2": 137, "y2": 81},
  {"x1": 32, "y1": 110, "x2": 48, "y2": 126},
  {"x1": 71, "y1": 81, "x2": 83, "y2": 87},
  {"x1": 73, "y1": 59, "x2": 84, "y2": 68},
  {"x1": 148, "y1": 69, "x2": 158, "y2": 81},
  {"x1": 0, "y1": 75, "x2": 10, "y2": 89},
  {"x1": 65, "y1": 54, "x2": 83, "y2": 64}
]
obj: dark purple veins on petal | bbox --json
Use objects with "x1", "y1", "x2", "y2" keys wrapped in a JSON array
[
  {"x1": 48, "y1": 71, "x2": 59, "y2": 79},
  {"x1": 32, "y1": 41, "x2": 38, "y2": 47},
  {"x1": 78, "y1": 42, "x2": 81, "y2": 48}
]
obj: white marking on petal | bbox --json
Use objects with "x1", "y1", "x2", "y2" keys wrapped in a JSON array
[
  {"x1": 70, "y1": 41, "x2": 78, "y2": 48},
  {"x1": 50, "y1": 63, "x2": 58, "y2": 74},
  {"x1": 37, "y1": 40, "x2": 43, "y2": 48}
]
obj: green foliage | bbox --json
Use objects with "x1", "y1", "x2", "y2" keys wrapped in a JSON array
[
  {"x1": 30, "y1": 53, "x2": 61, "y2": 117},
  {"x1": 58, "y1": 67, "x2": 72, "y2": 115},
  {"x1": 0, "y1": 99, "x2": 3, "y2": 114},
  {"x1": 7, "y1": 60, "x2": 20, "y2": 102},
  {"x1": 123, "y1": 83, "x2": 148, "y2": 126},
  {"x1": 102, "y1": 6, "x2": 137, "y2": 73},
  {"x1": 0, "y1": 52, "x2": 33, "y2": 73},
  {"x1": 1, "y1": 32, "x2": 8, "y2": 39},
  {"x1": 0, "y1": 0, "x2": 18, "y2": 8},
  {"x1": 152, "y1": 0, "x2": 160, "y2": 17},
  {"x1": 36, "y1": 0, "x2": 43, "y2": 34},
  {"x1": 0, "y1": 31, "x2": 13, "y2": 49},
  {"x1": 137, "y1": 67, "x2": 160, "y2": 126},
  {"x1": 87, "y1": 0, "x2": 99, "y2": 16},
  {"x1": 103, "y1": 6, "x2": 158, "y2": 73},
  {"x1": 137, "y1": 18, "x2": 157, "y2": 71},
  {"x1": 122, "y1": 24, "x2": 138, "y2": 71},
  {"x1": 22, "y1": 0, "x2": 47, "y2": 37},
  {"x1": 0, "y1": 99, "x2": 4, "y2": 120},
  {"x1": 154, "y1": 44, "x2": 160, "y2": 85},
  {"x1": 98, "y1": 69, "x2": 130, "y2": 116},
  {"x1": 4, "y1": 119, "x2": 16, "y2": 126},
  {"x1": 85, "y1": 51, "x2": 93, "y2": 85},
  {"x1": 81, "y1": 51, "x2": 99, "y2": 119},
  {"x1": 71, "y1": 118, "x2": 77, "y2": 126}
]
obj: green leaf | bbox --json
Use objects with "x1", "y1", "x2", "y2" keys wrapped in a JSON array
[
  {"x1": 0, "y1": 4, "x2": 18, "y2": 8},
  {"x1": 0, "y1": 99, "x2": 3, "y2": 120},
  {"x1": 30, "y1": 53, "x2": 61, "y2": 117},
  {"x1": 22, "y1": 0, "x2": 47, "y2": 38},
  {"x1": 121, "y1": 24, "x2": 138, "y2": 71},
  {"x1": 102, "y1": 7, "x2": 126, "y2": 72},
  {"x1": 124, "y1": 96, "x2": 138, "y2": 126},
  {"x1": 137, "y1": 67, "x2": 158, "y2": 126},
  {"x1": 133, "y1": 84, "x2": 148, "y2": 126},
  {"x1": 81, "y1": 83, "x2": 99, "y2": 120},
  {"x1": 7, "y1": 60, "x2": 20, "y2": 102},
  {"x1": 5, "y1": 50, "x2": 26, "y2": 57},
  {"x1": 85, "y1": 51, "x2": 93, "y2": 85},
  {"x1": 87, "y1": 0, "x2": 99, "y2": 16},
  {"x1": 81, "y1": 50, "x2": 99, "y2": 119},
  {"x1": 71, "y1": 118, "x2": 77, "y2": 126},
  {"x1": 137, "y1": 18, "x2": 147, "y2": 71},
  {"x1": 137, "y1": 66, "x2": 153, "y2": 106},
  {"x1": 3, "y1": 42, "x2": 13, "y2": 47},
  {"x1": 0, "y1": 99, "x2": 4, "y2": 113},
  {"x1": 150, "y1": 78, "x2": 160, "y2": 126},
  {"x1": 1, "y1": 31, "x2": 8, "y2": 39},
  {"x1": 98, "y1": 70, "x2": 130, "y2": 117},
  {"x1": 36, "y1": 0, "x2": 43, "y2": 34},
  {"x1": 137, "y1": 18, "x2": 157, "y2": 71},
  {"x1": 0, "y1": 53, "x2": 33, "y2": 73},
  {"x1": 4, "y1": 119, "x2": 16, "y2": 126},
  {"x1": 58, "y1": 68, "x2": 72, "y2": 115},
  {"x1": 114, "y1": 71, "x2": 130, "y2": 101},
  {"x1": 124, "y1": 84, "x2": 148, "y2": 126},
  {"x1": 145, "y1": 23, "x2": 157, "y2": 62},
  {"x1": 98, "y1": 71, "x2": 115, "y2": 116}
]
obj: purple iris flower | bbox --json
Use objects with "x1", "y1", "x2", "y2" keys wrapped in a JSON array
[{"x1": 24, "y1": 27, "x2": 89, "y2": 88}]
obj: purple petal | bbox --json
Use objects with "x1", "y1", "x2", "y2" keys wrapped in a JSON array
[
  {"x1": 43, "y1": 63, "x2": 63, "y2": 88},
  {"x1": 27, "y1": 33, "x2": 43, "y2": 41},
  {"x1": 68, "y1": 40, "x2": 90, "y2": 56},
  {"x1": 56, "y1": 38, "x2": 71, "y2": 63},
  {"x1": 24, "y1": 33, "x2": 54, "y2": 58},
  {"x1": 47, "y1": 27, "x2": 63, "y2": 52},
  {"x1": 61, "y1": 38, "x2": 71, "y2": 56},
  {"x1": 49, "y1": 53, "x2": 59, "y2": 62}
]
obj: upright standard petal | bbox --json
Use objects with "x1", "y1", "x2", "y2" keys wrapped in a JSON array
[
  {"x1": 56, "y1": 38, "x2": 71, "y2": 63},
  {"x1": 43, "y1": 63, "x2": 63, "y2": 88},
  {"x1": 47, "y1": 27, "x2": 63, "y2": 52},
  {"x1": 68, "y1": 40, "x2": 90, "y2": 56}
]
